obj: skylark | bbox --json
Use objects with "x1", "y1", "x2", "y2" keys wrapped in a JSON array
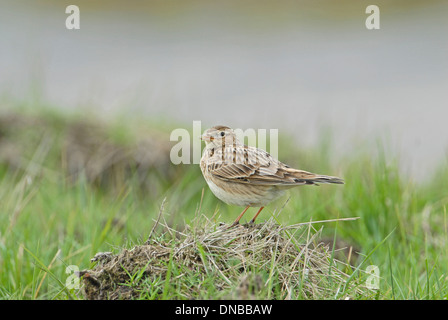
[{"x1": 200, "y1": 125, "x2": 344, "y2": 227}]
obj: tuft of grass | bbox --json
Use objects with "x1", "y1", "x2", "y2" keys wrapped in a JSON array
[{"x1": 81, "y1": 213, "x2": 373, "y2": 300}]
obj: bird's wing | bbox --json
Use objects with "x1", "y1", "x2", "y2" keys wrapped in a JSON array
[{"x1": 206, "y1": 146, "x2": 317, "y2": 186}]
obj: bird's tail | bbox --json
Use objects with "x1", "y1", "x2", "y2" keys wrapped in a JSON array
[
  {"x1": 287, "y1": 169, "x2": 345, "y2": 185},
  {"x1": 306, "y1": 174, "x2": 344, "y2": 185}
]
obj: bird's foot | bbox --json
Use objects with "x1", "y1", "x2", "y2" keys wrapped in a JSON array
[{"x1": 226, "y1": 220, "x2": 240, "y2": 230}]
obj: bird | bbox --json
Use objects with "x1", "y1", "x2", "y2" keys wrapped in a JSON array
[{"x1": 200, "y1": 125, "x2": 344, "y2": 228}]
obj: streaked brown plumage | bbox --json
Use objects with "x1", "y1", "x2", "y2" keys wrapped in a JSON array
[{"x1": 200, "y1": 126, "x2": 344, "y2": 227}]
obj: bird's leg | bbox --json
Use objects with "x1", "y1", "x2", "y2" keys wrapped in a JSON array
[
  {"x1": 249, "y1": 207, "x2": 264, "y2": 224},
  {"x1": 228, "y1": 205, "x2": 250, "y2": 228}
]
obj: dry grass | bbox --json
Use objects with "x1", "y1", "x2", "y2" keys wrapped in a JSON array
[{"x1": 81, "y1": 205, "x2": 372, "y2": 300}]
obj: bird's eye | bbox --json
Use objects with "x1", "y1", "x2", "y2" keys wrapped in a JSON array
[{"x1": 220, "y1": 131, "x2": 225, "y2": 137}]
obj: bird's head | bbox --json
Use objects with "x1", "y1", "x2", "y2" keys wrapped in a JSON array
[{"x1": 200, "y1": 125, "x2": 239, "y2": 148}]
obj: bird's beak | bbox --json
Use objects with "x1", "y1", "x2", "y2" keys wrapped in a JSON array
[{"x1": 200, "y1": 135, "x2": 213, "y2": 142}]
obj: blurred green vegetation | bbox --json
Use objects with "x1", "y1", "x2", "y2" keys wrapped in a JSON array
[{"x1": 0, "y1": 105, "x2": 447, "y2": 299}]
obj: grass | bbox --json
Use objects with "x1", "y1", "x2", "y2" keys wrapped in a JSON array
[
  {"x1": 0, "y1": 108, "x2": 447, "y2": 300},
  {"x1": 82, "y1": 212, "x2": 371, "y2": 300}
]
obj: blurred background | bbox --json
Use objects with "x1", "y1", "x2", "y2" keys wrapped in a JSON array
[
  {"x1": 1, "y1": 0, "x2": 447, "y2": 180},
  {"x1": 1, "y1": 0, "x2": 448, "y2": 300}
]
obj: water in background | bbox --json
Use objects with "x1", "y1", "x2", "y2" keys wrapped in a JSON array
[{"x1": 1, "y1": 0, "x2": 447, "y2": 180}]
